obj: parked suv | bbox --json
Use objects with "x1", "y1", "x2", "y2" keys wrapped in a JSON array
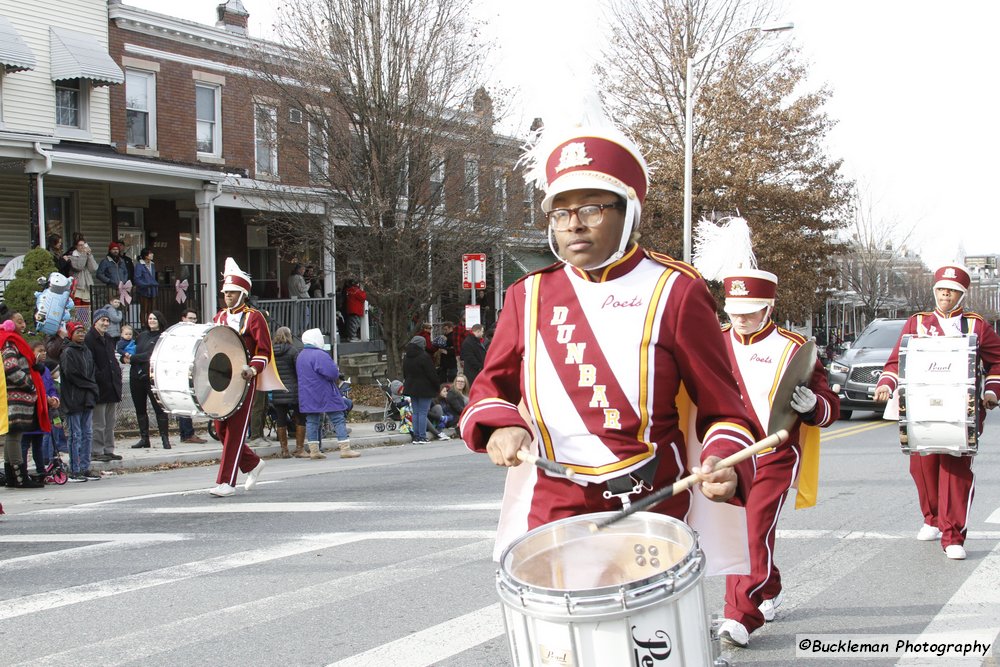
[{"x1": 827, "y1": 318, "x2": 906, "y2": 419}]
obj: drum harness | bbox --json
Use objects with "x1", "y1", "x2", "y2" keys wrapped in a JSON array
[{"x1": 602, "y1": 455, "x2": 659, "y2": 510}]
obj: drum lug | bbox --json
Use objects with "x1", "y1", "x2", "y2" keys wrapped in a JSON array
[{"x1": 564, "y1": 592, "x2": 574, "y2": 615}]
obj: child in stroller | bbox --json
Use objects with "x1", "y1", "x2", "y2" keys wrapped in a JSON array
[{"x1": 373, "y1": 378, "x2": 408, "y2": 433}]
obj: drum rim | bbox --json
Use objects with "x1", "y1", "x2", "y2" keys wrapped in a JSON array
[{"x1": 497, "y1": 511, "x2": 704, "y2": 614}]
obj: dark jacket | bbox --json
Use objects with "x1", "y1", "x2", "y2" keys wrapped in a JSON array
[
  {"x1": 129, "y1": 328, "x2": 162, "y2": 382},
  {"x1": 60, "y1": 340, "x2": 99, "y2": 413},
  {"x1": 84, "y1": 328, "x2": 123, "y2": 403},
  {"x1": 461, "y1": 334, "x2": 486, "y2": 384},
  {"x1": 96, "y1": 255, "x2": 129, "y2": 287},
  {"x1": 402, "y1": 342, "x2": 439, "y2": 398},
  {"x1": 445, "y1": 388, "x2": 468, "y2": 417},
  {"x1": 134, "y1": 260, "x2": 158, "y2": 298},
  {"x1": 271, "y1": 342, "x2": 301, "y2": 406}
]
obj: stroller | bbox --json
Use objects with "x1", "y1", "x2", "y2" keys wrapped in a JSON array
[
  {"x1": 42, "y1": 455, "x2": 68, "y2": 485},
  {"x1": 373, "y1": 378, "x2": 409, "y2": 433}
]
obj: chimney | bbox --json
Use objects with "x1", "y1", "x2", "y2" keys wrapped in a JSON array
[{"x1": 216, "y1": 0, "x2": 249, "y2": 35}]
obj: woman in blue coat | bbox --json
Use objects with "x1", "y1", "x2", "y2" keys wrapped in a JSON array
[{"x1": 294, "y1": 328, "x2": 360, "y2": 460}]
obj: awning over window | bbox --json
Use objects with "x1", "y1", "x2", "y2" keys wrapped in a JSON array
[
  {"x1": 503, "y1": 247, "x2": 555, "y2": 288},
  {"x1": 49, "y1": 27, "x2": 124, "y2": 86},
  {"x1": 0, "y1": 16, "x2": 36, "y2": 73}
]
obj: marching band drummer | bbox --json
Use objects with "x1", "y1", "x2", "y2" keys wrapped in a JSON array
[
  {"x1": 715, "y1": 267, "x2": 839, "y2": 648},
  {"x1": 874, "y1": 263, "x2": 1000, "y2": 560},
  {"x1": 458, "y1": 122, "x2": 761, "y2": 561},
  {"x1": 209, "y1": 258, "x2": 284, "y2": 498}
]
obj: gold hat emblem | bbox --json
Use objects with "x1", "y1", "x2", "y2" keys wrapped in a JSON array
[
  {"x1": 729, "y1": 279, "x2": 750, "y2": 296},
  {"x1": 554, "y1": 142, "x2": 593, "y2": 172}
]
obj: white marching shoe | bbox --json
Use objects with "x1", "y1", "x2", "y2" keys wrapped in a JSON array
[
  {"x1": 209, "y1": 483, "x2": 235, "y2": 497},
  {"x1": 758, "y1": 591, "x2": 784, "y2": 622},
  {"x1": 718, "y1": 619, "x2": 749, "y2": 648},
  {"x1": 244, "y1": 459, "x2": 265, "y2": 491},
  {"x1": 945, "y1": 545, "x2": 967, "y2": 560},
  {"x1": 917, "y1": 524, "x2": 942, "y2": 541}
]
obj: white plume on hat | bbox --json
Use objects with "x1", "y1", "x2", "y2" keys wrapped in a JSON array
[{"x1": 692, "y1": 216, "x2": 757, "y2": 281}]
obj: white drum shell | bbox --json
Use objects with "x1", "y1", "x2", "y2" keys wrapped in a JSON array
[
  {"x1": 497, "y1": 512, "x2": 714, "y2": 667},
  {"x1": 150, "y1": 322, "x2": 250, "y2": 420},
  {"x1": 898, "y1": 334, "x2": 980, "y2": 456}
]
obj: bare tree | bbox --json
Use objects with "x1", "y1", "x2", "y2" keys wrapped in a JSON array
[
  {"x1": 241, "y1": 0, "x2": 522, "y2": 375},
  {"x1": 602, "y1": 0, "x2": 852, "y2": 321},
  {"x1": 840, "y1": 185, "x2": 919, "y2": 320}
]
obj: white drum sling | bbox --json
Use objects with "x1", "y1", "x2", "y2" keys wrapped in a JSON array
[
  {"x1": 149, "y1": 322, "x2": 250, "y2": 419},
  {"x1": 497, "y1": 512, "x2": 720, "y2": 666},
  {"x1": 897, "y1": 334, "x2": 980, "y2": 456}
]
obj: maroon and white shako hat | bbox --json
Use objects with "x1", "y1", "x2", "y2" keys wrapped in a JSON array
[
  {"x1": 723, "y1": 269, "x2": 778, "y2": 315},
  {"x1": 538, "y1": 126, "x2": 649, "y2": 221},
  {"x1": 933, "y1": 264, "x2": 971, "y2": 293},
  {"x1": 221, "y1": 257, "x2": 252, "y2": 295}
]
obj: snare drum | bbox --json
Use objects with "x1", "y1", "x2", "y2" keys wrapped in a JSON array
[
  {"x1": 150, "y1": 323, "x2": 250, "y2": 419},
  {"x1": 497, "y1": 512, "x2": 716, "y2": 667},
  {"x1": 898, "y1": 334, "x2": 980, "y2": 456}
]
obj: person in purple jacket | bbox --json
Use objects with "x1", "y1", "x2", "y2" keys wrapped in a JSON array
[{"x1": 294, "y1": 328, "x2": 360, "y2": 460}]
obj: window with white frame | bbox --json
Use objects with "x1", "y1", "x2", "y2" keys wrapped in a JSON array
[
  {"x1": 195, "y1": 84, "x2": 221, "y2": 156},
  {"x1": 125, "y1": 69, "x2": 156, "y2": 149},
  {"x1": 430, "y1": 155, "x2": 445, "y2": 210},
  {"x1": 307, "y1": 120, "x2": 329, "y2": 180},
  {"x1": 494, "y1": 168, "x2": 508, "y2": 219},
  {"x1": 55, "y1": 79, "x2": 87, "y2": 129},
  {"x1": 254, "y1": 103, "x2": 278, "y2": 176},
  {"x1": 523, "y1": 181, "x2": 537, "y2": 226},
  {"x1": 465, "y1": 157, "x2": 479, "y2": 212}
]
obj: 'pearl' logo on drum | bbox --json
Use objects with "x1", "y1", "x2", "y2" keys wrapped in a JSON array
[
  {"x1": 927, "y1": 362, "x2": 953, "y2": 372},
  {"x1": 631, "y1": 626, "x2": 672, "y2": 664},
  {"x1": 537, "y1": 644, "x2": 572, "y2": 665}
]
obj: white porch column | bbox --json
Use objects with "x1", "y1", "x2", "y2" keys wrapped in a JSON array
[{"x1": 196, "y1": 186, "x2": 219, "y2": 320}]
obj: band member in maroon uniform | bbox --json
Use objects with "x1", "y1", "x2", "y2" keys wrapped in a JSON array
[
  {"x1": 459, "y1": 122, "x2": 761, "y2": 566},
  {"x1": 715, "y1": 268, "x2": 839, "y2": 648},
  {"x1": 875, "y1": 263, "x2": 1000, "y2": 559},
  {"x1": 209, "y1": 258, "x2": 283, "y2": 497}
]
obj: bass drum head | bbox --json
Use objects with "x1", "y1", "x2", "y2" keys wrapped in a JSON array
[{"x1": 193, "y1": 325, "x2": 250, "y2": 419}]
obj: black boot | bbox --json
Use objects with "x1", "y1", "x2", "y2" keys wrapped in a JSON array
[
  {"x1": 157, "y1": 416, "x2": 172, "y2": 449},
  {"x1": 12, "y1": 462, "x2": 44, "y2": 489},
  {"x1": 3, "y1": 462, "x2": 14, "y2": 487},
  {"x1": 132, "y1": 413, "x2": 151, "y2": 449}
]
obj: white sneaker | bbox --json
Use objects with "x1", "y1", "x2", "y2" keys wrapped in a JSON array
[
  {"x1": 437, "y1": 433, "x2": 450, "y2": 440},
  {"x1": 758, "y1": 591, "x2": 784, "y2": 622},
  {"x1": 244, "y1": 459, "x2": 265, "y2": 491},
  {"x1": 718, "y1": 619, "x2": 749, "y2": 648},
  {"x1": 945, "y1": 545, "x2": 967, "y2": 560},
  {"x1": 209, "y1": 483, "x2": 235, "y2": 497},
  {"x1": 917, "y1": 524, "x2": 942, "y2": 541}
]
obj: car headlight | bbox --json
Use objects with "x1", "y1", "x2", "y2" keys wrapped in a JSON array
[{"x1": 830, "y1": 362, "x2": 849, "y2": 374}]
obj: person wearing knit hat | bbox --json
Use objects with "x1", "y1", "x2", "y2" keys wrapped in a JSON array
[
  {"x1": 459, "y1": 122, "x2": 760, "y2": 573},
  {"x1": 209, "y1": 257, "x2": 285, "y2": 497},
  {"x1": 710, "y1": 256, "x2": 840, "y2": 648},
  {"x1": 875, "y1": 262, "x2": 1000, "y2": 560},
  {"x1": 96, "y1": 242, "x2": 130, "y2": 292}
]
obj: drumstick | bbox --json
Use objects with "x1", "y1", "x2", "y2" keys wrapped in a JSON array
[
  {"x1": 516, "y1": 450, "x2": 576, "y2": 480},
  {"x1": 589, "y1": 429, "x2": 789, "y2": 532}
]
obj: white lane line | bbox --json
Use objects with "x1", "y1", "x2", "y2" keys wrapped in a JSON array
[
  {"x1": 29, "y1": 482, "x2": 286, "y2": 512},
  {"x1": 138, "y1": 502, "x2": 503, "y2": 513},
  {"x1": 0, "y1": 534, "x2": 188, "y2": 569},
  {"x1": 15, "y1": 539, "x2": 494, "y2": 667},
  {"x1": 774, "y1": 530, "x2": 1000, "y2": 541},
  {"x1": 896, "y1": 541, "x2": 1000, "y2": 666},
  {"x1": 0, "y1": 534, "x2": 365, "y2": 622},
  {"x1": 985, "y1": 507, "x2": 1000, "y2": 524},
  {"x1": 326, "y1": 604, "x2": 504, "y2": 667}
]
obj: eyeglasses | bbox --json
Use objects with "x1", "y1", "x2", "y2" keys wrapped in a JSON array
[
  {"x1": 546, "y1": 202, "x2": 623, "y2": 231},
  {"x1": 184, "y1": 316, "x2": 198, "y2": 322}
]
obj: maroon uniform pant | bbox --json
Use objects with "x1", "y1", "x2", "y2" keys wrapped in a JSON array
[
  {"x1": 215, "y1": 378, "x2": 261, "y2": 487},
  {"x1": 724, "y1": 447, "x2": 799, "y2": 633},
  {"x1": 910, "y1": 453, "x2": 974, "y2": 548}
]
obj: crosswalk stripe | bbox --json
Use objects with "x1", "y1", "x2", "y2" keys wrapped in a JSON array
[
  {"x1": 326, "y1": 605, "x2": 504, "y2": 667},
  {"x1": 896, "y1": 541, "x2": 1000, "y2": 666},
  {"x1": 822, "y1": 421, "x2": 892, "y2": 441},
  {"x1": 14, "y1": 539, "x2": 494, "y2": 667}
]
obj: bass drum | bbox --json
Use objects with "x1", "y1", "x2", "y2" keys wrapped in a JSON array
[{"x1": 150, "y1": 322, "x2": 250, "y2": 420}]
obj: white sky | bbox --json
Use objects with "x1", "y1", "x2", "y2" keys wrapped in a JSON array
[{"x1": 123, "y1": 0, "x2": 1000, "y2": 264}]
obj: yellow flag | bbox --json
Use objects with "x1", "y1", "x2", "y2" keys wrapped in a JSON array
[{"x1": 795, "y1": 424, "x2": 821, "y2": 509}]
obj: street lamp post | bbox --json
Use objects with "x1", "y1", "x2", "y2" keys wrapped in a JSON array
[{"x1": 682, "y1": 21, "x2": 794, "y2": 263}]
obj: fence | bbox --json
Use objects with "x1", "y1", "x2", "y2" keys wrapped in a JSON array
[
  {"x1": 87, "y1": 283, "x2": 206, "y2": 328},
  {"x1": 256, "y1": 296, "x2": 338, "y2": 339}
]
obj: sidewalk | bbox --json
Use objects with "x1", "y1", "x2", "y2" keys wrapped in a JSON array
[{"x1": 89, "y1": 416, "x2": 418, "y2": 473}]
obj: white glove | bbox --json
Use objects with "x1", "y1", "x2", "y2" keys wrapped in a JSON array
[{"x1": 790, "y1": 385, "x2": 817, "y2": 414}]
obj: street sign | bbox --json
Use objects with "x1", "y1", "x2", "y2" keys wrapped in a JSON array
[
  {"x1": 465, "y1": 304, "x2": 481, "y2": 327},
  {"x1": 462, "y1": 253, "x2": 486, "y2": 289}
]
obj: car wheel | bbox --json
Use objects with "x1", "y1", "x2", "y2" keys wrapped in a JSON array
[{"x1": 840, "y1": 410, "x2": 852, "y2": 420}]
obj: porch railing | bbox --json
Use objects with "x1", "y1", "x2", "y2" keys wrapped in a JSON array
[
  {"x1": 256, "y1": 296, "x2": 338, "y2": 340},
  {"x1": 85, "y1": 283, "x2": 206, "y2": 328}
]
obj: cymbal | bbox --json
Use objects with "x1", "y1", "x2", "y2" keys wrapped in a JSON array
[{"x1": 768, "y1": 340, "x2": 817, "y2": 435}]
